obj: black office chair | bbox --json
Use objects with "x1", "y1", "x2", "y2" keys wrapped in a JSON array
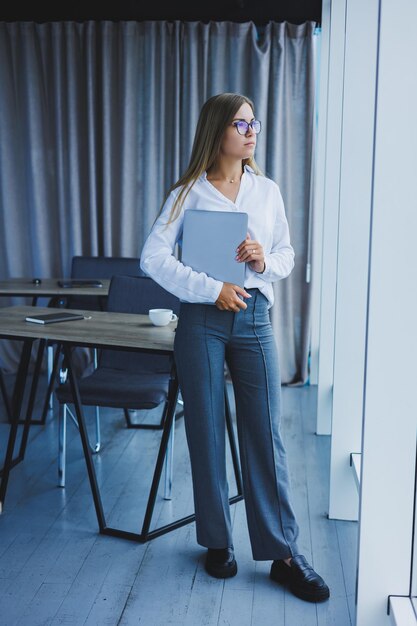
[
  {"x1": 65, "y1": 255, "x2": 145, "y2": 311},
  {"x1": 43, "y1": 256, "x2": 144, "y2": 445},
  {"x1": 55, "y1": 275, "x2": 181, "y2": 494}
]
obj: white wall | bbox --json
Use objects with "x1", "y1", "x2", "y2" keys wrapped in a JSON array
[
  {"x1": 315, "y1": 0, "x2": 346, "y2": 436},
  {"x1": 328, "y1": 0, "x2": 379, "y2": 521},
  {"x1": 308, "y1": 0, "x2": 330, "y2": 387}
]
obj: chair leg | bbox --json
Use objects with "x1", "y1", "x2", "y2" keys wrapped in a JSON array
[
  {"x1": 92, "y1": 348, "x2": 101, "y2": 450},
  {"x1": 94, "y1": 406, "x2": 101, "y2": 452},
  {"x1": 47, "y1": 345, "x2": 54, "y2": 411},
  {"x1": 175, "y1": 395, "x2": 184, "y2": 419},
  {"x1": 65, "y1": 405, "x2": 101, "y2": 455},
  {"x1": 41, "y1": 343, "x2": 62, "y2": 424},
  {"x1": 164, "y1": 418, "x2": 175, "y2": 500},
  {"x1": 58, "y1": 360, "x2": 100, "y2": 456},
  {"x1": 58, "y1": 402, "x2": 99, "y2": 485},
  {"x1": 58, "y1": 403, "x2": 67, "y2": 487}
]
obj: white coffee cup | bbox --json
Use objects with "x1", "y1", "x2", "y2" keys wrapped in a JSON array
[{"x1": 149, "y1": 308, "x2": 178, "y2": 326}]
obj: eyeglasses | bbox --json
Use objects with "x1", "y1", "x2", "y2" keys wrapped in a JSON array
[{"x1": 232, "y1": 119, "x2": 262, "y2": 135}]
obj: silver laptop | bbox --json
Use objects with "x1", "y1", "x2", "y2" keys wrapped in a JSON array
[{"x1": 181, "y1": 209, "x2": 248, "y2": 286}]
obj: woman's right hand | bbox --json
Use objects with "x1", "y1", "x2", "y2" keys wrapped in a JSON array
[{"x1": 215, "y1": 283, "x2": 252, "y2": 312}]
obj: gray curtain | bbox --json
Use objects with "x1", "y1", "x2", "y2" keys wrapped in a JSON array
[{"x1": 0, "y1": 20, "x2": 316, "y2": 383}]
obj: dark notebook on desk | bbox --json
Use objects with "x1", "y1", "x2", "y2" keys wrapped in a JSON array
[
  {"x1": 57, "y1": 279, "x2": 103, "y2": 288},
  {"x1": 181, "y1": 209, "x2": 248, "y2": 286},
  {"x1": 25, "y1": 312, "x2": 85, "y2": 324}
]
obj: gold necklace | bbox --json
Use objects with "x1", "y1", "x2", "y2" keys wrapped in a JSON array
[{"x1": 208, "y1": 176, "x2": 239, "y2": 184}]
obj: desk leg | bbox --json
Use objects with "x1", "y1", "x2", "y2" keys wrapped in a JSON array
[
  {"x1": 61, "y1": 350, "x2": 244, "y2": 544},
  {"x1": 17, "y1": 339, "x2": 47, "y2": 433},
  {"x1": 102, "y1": 367, "x2": 244, "y2": 543},
  {"x1": 140, "y1": 374, "x2": 180, "y2": 539},
  {"x1": 102, "y1": 367, "x2": 183, "y2": 542},
  {"x1": 61, "y1": 348, "x2": 183, "y2": 542},
  {"x1": 0, "y1": 339, "x2": 34, "y2": 510},
  {"x1": 63, "y1": 345, "x2": 106, "y2": 532},
  {"x1": 0, "y1": 368, "x2": 12, "y2": 421}
]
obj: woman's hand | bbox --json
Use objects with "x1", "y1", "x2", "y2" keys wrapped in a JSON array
[
  {"x1": 215, "y1": 283, "x2": 252, "y2": 312},
  {"x1": 236, "y1": 233, "x2": 265, "y2": 273}
]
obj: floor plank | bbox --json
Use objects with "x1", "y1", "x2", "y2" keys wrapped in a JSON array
[{"x1": 16, "y1": 582, "x2": 72, "y2": 626}]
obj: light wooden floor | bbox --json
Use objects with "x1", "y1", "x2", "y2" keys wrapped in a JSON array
[{"x1": 0, "y1": 373, "x2": 358, "y2": 625}]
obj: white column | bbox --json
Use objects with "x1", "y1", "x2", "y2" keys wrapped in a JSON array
[
  {"x1": 309, "y1": 0, "x2": 330, "y2": 387},
  {"x1": 356, "y1": 0, "x2": 417, "y2": 624},
  {"x1": 315, "y1": 0, "x2": 346, "y2": 435},
  {"x1": 328, "y1": 0, "x2": 379, "y2": 520}
]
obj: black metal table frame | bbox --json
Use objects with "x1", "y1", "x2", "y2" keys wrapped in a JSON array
[
  {"x1": 0, "y1": 335, "x2": 243, "y2": 542},
  {"x1": 0, "y1": 336, "x2": 60, "y2": 479}
]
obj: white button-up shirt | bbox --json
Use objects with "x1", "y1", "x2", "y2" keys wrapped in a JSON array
[{"x1": 140, "y1": 165, "x2": 295, "y2": 308}]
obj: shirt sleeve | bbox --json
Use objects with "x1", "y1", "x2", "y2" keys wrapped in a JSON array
[
  {"x1": 140, "y1": 190, "x2": 224, "y2": 303},
  {"x1": 258, "y1": 184, "x2": 295, "y2": 282}
]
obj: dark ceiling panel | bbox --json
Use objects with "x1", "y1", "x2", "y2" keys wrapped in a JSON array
[{"x1": 0, "y1": 0, "x2": 322, "y2": 25}]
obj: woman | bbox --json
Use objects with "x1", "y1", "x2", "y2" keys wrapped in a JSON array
[{"x1": 140, "y1": 93, "x2": 329, "y2": 603}]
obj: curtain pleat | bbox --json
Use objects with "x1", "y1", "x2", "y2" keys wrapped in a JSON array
[{"x1": 0, "y1": 20, "x2": 316, "y2": 382}]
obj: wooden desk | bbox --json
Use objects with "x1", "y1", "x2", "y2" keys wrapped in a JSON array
[
  {"x1": 0, "y1": 304, "x2": 175, "y2": 349},
  {"x1": 0, "y1": 305, "x2": 243, "y2": 543},
  {"x1": 0, "y1": 278, "x2": 111, "y2": 300},
  {"x1": 0, "y1": 278, "x2": 111, "y2": 423}
]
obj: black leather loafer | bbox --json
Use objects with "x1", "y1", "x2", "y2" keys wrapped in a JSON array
[
  {"x1": 205, "y1": 548, "x2": 238, "y2": 579},
  {"x1": 270, "y1": 555, "x2": 330, "y2": 602}
]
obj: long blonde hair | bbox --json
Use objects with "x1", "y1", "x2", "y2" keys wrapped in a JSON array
[{"x1": 159, "y1": 93, "x2": 263, "y2": 225}]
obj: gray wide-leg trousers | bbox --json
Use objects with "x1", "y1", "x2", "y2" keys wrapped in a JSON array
[{"x1": 174, "y1": 288, "x2": 299, "y2": 560}]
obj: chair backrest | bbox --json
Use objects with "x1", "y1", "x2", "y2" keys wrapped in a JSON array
[
  {"x1": 100, "y1": 275, "x2": 180, "y2": 374},
  {"x1": 68, "y1": 255, "x2": 144, "y2": 311}
]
